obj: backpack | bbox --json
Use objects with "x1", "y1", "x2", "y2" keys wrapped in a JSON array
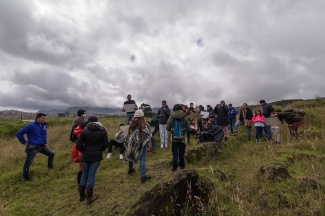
[
  {"x1": 172, "y1": 119, "x2": 186, "y2": 142},
  {"x1": 268, "y1": 105, "x2": 275, "y2": 114}
]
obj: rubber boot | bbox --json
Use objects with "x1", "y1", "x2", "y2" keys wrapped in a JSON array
[
  {"x1": 86, "y1": 188, "x2": 99, "y2": 205},
  {"x1": 78, "y1": 186, "x2": 86, "y2": 202}
]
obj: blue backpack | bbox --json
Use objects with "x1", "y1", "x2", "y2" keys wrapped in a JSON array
[{"x1": 172, "y1": 119, "x2": 186, "y2": 142}]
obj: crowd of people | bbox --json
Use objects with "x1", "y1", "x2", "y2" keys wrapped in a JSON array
[{"x1": 15, "y1": 94, "x2": 307, "y2": 205}]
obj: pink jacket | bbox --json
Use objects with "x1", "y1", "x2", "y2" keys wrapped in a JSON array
[{"x1": 251, "y1": 115, "x2": 265, "y2": 124}]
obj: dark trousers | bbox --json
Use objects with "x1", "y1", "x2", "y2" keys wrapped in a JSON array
[
  {"x1": 172, "y1": 142, "x2": 186, "y2": 170},
  {"x1": 203, "y1": 133, "x2": 215, "y2": 142},
  {"x1": 108, "y1": 140, "x2": 125, "y2": 154},
  {"x1": 255, "y1": 126, "x2": 264, "y2": 140}
]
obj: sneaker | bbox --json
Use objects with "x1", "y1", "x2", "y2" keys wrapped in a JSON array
[
  {"x1": 164, "y1": 144, "x2": 168, "y2": 148},
  {"x1": 160, "y1": 144, "x2": 163, "y2": 149},
  {"x1": 106, "y1": 153, "x2": 112, "y2": 158},
  {"x1": 141, "y1": 175, "x2": 151, "y2": 183},
  {"x1": 128, "y1": 168, "x2": 135, "y2": 175},
  {"x1": 119, "y1": 154, "x2": 123, "y2": 160}
]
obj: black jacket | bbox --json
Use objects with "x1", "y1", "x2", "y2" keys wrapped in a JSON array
[
  {"x1": 214, "y1": 106, "x2": 229, "y2": 126},
  {"x1": 238, "y1": 108, "x2": 253, "y2": 121},
  {"x1": 76, "y1": 122, "x2": 109, "y2": 162},
  {"x1": 157, "y1": 106, "x2": 171, "y2": 124}
]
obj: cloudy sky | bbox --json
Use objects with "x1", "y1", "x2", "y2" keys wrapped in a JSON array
[{"x1": 0, "y1": 0, "x2": 324, "y2": 111}]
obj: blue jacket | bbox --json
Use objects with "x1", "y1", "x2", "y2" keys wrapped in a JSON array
[
  {"x1": 228, "y1": 107, "x2": 238, "y2": 119},
  {"x1": 16, "y1": 121, "x2": 47, "y2": 145},
  {"x1": 262, "y1": 103, "x2": 271, "y2": 118}
]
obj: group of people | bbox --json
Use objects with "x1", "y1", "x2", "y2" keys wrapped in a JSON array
[{"x1": 15, "y1": 95, "x2": 307, "y2": 205}]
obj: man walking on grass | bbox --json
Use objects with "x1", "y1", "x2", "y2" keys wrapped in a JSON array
[{"x1": 16, "y1": 113, "x2": 55, "y2": 181}]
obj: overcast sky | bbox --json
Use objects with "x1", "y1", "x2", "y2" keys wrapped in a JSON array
[{"x1": 0, "y1": 0, "x2": 324, "y2": 112}]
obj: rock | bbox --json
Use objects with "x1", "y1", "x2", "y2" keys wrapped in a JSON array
[
  {"x1": 260, "y1": 163, "x2": 291, "y2": 182},
  {"x1": 127, "y1": 170, "x2": 213, "y2": 216}
]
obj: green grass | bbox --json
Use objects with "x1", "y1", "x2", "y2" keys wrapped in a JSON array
[{"x1": 1, "y1": 100, "x2": 325, "y2": 215}]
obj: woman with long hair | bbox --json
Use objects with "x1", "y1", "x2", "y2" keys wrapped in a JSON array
[{"x1": 124, "y1": 110, "x2": 152, "y2": 183}]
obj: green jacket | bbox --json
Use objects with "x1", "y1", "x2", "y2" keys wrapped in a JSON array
[{"x1": 166, "y1": 110, "x2": 190, "y2": 142}]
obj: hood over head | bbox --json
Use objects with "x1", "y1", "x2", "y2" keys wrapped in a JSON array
[{"x1": 171, "y1": 110, "x2": 187, "y2": 119}]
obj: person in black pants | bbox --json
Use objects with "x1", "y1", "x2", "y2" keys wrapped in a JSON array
[{"x1": 106, "y1": 123, "x2": 127, "y2": 160}]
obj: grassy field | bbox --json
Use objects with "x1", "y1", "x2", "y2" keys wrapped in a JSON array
[{"x1": 0, "y1": 100, "x2": 325, "y2": 215}]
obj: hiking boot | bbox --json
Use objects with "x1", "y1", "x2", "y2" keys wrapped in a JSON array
[
  {"x1": 106, "y1": 153, "x2": 112, "y2": 158},
  {"x1": 78, "y1": 186, "x2": 86, "y2": 202},
  {"x1": 119, "y1": 154, "x2": 123, "y2": 160},
  {"x1": 86, "y1": 188, "x2": 99, "y2": 205},
  {"x1": 128, "y1": 168, "x2": 135, "y2": 175},
  {"x1": 231, "y1": 131, "x2": 237, "y2": 136},
  {"x1": 141, "y1": 175, "x2": 151, "y2": 183},
  {"x1": 151, "y1": 148, "x2": 156, "y2": 154}
]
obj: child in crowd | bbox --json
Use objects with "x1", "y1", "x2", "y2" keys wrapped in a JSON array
[
  {"x1": 270, "y1": 110, "x2": 281, "y2": 144},
  {"x1": 251, "y1": 109, "x2": 265, "y2": 143},
  {"x1": 107, "y1": 123, "x2": 127, "y2": 159},
  {"x1": 190, "y1": 121, "x2": 198, "y2": 137}
]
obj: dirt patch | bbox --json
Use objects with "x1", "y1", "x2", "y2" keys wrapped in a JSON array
[
  {"x1": 185, "y1": 141, "x2": 227, "y2": 163},
  {"x1": 127, "y1": 170, "x2": 213, "y2": 216},
  {"x1": 260, "y1": 163, "x2": 291, "y2": 182}
]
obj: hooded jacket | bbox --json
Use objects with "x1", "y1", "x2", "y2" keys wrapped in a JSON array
[
  {"x1": 166, "y1": 110, "x2": 190, "y2": 142},
  {"x1": 76, "y1": 122, "x2": 109, "y2": 162},
  {"x1": 228, "y1": 107, "x2": 238, "y2": 119},
  {"x1": 214, "y1": 106, "x2": 229, "y2": 126},
  {"x1": 16, "y1": 121, "x2": 47, "y2": 145}
]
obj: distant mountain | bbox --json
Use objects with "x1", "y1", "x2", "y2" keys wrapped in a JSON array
[{"x1": 37, "y1": 106, "x2": 160, "y2": 115}]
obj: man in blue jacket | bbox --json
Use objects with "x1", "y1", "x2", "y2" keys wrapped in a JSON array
[
  {"x1": 16, "y1": 113, "x2": 55, "y2": 181},
  {"x1": 227, "y1": 104, "x2": 238, "y2": 134}
]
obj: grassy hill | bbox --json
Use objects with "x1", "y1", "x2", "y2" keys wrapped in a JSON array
[{"x1": 0, "y1": 99, "x2": 324, "y2": 215}]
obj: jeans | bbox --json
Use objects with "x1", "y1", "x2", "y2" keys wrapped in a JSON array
[
  {"x1": 228, "y1": 118, "x2": 236, "y2": 132},
  {"x1": 80, "y1": 161, "x2": 101, "y2": 188},
  {"x1": 126, "y1": 113, "x2": 134, "y2": 125},
  {"x1": 23, "y1": 145, "x2": 55, "y2": 180},
  {"x1": 159, "y1": 124, "x2": 168, "y2": 146},
  {"x1": 128, "y1": 144, "x2": 147, "y2": 177},
  {"x1": 151, "y1": 136, "x2": 155, "y2": 148},
  {"x1": 172, "y1": 142, "x2": 186, "y2": 170},
  {"x1": 255, "y1": 126, "x2": 264, "y2": 140},
  {"x1": 264, "y1": 125, "x2": 272, "y2": 140},
  {"x1": 234, "y1": 121, "x2": 251, "y2": 139}
]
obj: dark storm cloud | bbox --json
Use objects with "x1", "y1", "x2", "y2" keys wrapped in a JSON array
[{"x1": 0, "y1": 0, "x2": 325, "y2": 111}]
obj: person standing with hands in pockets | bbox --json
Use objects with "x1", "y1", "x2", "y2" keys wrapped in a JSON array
[{"x1": 157, "y1": 100, "x2": 171, "y2": 148}]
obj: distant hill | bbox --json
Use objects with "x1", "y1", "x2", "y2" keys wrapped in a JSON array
[{"x1": 37, "y1": 106, "x2": 160, "y2": 115}]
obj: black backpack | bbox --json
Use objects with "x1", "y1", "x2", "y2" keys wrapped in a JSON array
[{"x1": 268, "y1": 105, "x2": 275, "y2": 114}]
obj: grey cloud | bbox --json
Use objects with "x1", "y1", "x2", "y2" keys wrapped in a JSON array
[{"x1": 0, "y1": 0, "x2": 325, "y2": 111}]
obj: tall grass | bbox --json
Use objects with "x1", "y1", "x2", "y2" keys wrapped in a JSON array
[{"x1": 0, "y1": 102, "x2": 325, "y2": 215}]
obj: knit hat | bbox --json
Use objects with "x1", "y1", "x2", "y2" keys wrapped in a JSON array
[
  {"x1": 134, "y1": 110, "x2": 144, "y2": 118},
  {"x1": 88, "y1": 116, "x2": 98, "y2": 122}
]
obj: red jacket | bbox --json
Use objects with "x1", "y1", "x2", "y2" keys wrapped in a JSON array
[
  {"x1": 71, "y1": 125, "x2": 83, "y2": 171},
  {"x1": 251, "y1": 115, "x2": 265, "y2": 124}
]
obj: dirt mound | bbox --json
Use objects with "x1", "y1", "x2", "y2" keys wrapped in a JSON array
[
  {"x1": 260, "y1": 163, "x2": 291, "y2": 182},
  {"x1": 127, "y1": 170, "x2": 213, "y2": 216}
]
